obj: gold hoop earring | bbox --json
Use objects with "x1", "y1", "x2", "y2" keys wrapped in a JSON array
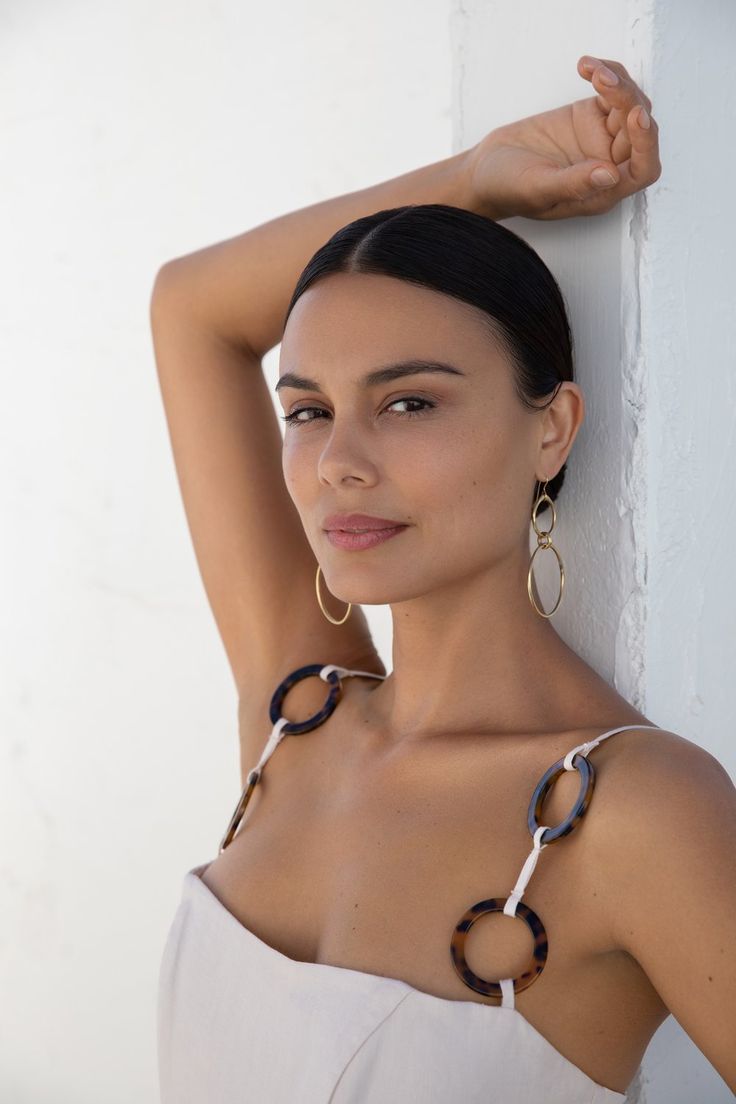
[
  {"x1": 527, "y1": 479, "x2": 565, "y2": 618},
  {"x1": 315, "y1": 564, "x2": 352, "y2": 625}
]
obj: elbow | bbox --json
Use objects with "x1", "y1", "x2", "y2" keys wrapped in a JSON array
[{"x1": 149, "y1": 258, "x2": 191, "y2": 329}]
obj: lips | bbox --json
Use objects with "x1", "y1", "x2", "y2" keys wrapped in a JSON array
[{"x1": 322, "y1": 512, "x2": 408, "y2": 532}]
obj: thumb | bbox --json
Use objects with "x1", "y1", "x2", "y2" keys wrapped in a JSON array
[{"x1": 531, "y1": 159, "x2": 620, "y2": 208}]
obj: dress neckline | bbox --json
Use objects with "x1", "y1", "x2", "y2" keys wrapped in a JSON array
[{"x1": 186, "y1": 862, "x2": 628, "y2": 1101}]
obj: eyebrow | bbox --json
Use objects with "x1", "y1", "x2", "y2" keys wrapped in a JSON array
[{"x1": 274, "y1": 358, "x2": 467, "y2": 393}]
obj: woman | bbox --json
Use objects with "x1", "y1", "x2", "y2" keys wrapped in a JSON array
[{"x1": 151, "y1": 55, "x2": 736, "y2": 1101}]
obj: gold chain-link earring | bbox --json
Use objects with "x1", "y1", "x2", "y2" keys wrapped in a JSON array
[
  {"x1": 315, "y1": 564, "x2": 352, "y2": 625},
  {"x1": 527, "y1": 479, "x2": 565, "y2": 618}
]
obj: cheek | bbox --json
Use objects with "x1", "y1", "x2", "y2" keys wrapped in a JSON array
[
  {"x1": 281, "y1": 466, "x2": 312, "y2": 529},
  {"x1": 419, "y1": 425, "x2": 531, "y2": 544},
  {"x1": 281, "y1": 440, "x2": 311, "y2": 497}
]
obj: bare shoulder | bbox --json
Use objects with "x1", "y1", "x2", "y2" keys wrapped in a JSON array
[
  {"x1": 588, "y1": 724, "x2": 736, "y2": 853},
  {"x1": 584, "y1": 726, "x2": 736, "y2": 1091},
  {"x1": 592, "y1": 724, "x2": 735, "y2": 823},
  {"x1": 585, "y1": 723, "x2": 736, "y2": 942}
]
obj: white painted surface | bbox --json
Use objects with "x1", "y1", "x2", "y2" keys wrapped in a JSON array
[
  {"x1": 636, "y1": 3, "x2": 736, "y2": 1098},
  {"x1": 452, "y1": 0, "x2": 643, "y2": 701},
  {"x1": 1, "y1": 0, "x2": 733, "y2": 1100},
  {"x1": 454, "y1": 1, "x2": 735, "y2": 1100},
  {"x1": 643, "y1": 0, "x2": 736, "y2": 768},
  {"x1": 0, "y1": 3, "x2": 451, "y2": 1100}
]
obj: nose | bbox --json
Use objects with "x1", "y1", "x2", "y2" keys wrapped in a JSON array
[{"x1": 316, "y1": 419, "x2": 379, "y2": 487}]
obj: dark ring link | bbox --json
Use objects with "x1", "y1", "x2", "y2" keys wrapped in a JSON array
[
  {"x1": 450, "y1": 898, "x2": 548, "y2": 999},
  {"x1": 269, "y1": 662, "x2": 343, "y2": 733},
  {"x1": 527, "y1": 752, "x2": 596, "y2": 845},
  {"x1": 219, "y1": 664, "x2": 343, "y2": 853},
  {"x1": 219, "y1": 773, "x2": 260, "y2": 853}
]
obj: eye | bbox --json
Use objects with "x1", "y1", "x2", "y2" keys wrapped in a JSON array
[{"x1": 280, "y1": 396, "x2": 436, "y2": 427}]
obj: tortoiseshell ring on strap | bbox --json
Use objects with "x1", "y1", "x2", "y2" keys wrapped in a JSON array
[
  {"x1": 450, "y1": 899, "x2": 548, "y2": 999},
  {"x1": 450, "y1": 752, "x2": 595, "y2": 998},
  {"x1": 269, "y1": 662, "x2": 344, "y2": 732},
  {"x1": 527, "y1": 752, "x2": 596, "y2": 845}
]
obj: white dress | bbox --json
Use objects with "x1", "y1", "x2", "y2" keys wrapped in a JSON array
[{"x1": 157, "y1": 662, "x2": 661, "y2": 1103}]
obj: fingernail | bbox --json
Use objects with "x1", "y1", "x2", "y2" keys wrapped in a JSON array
[
  {"x1": 638, "y1": 106, "x2": 650, "y2": 129},
  {"x1": 598, "y1": 65, "x2": 619, "y2": 86},
  {"x1": 591, "y1": 168, "x2": 617, "y2": 188},
  {"x1": 581, "y1": 56, "x2": 598, "y2": 71}
]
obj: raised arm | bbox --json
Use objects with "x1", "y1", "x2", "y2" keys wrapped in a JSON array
[
  {"x1": 149, "y1": 151, "x2": 475, "y2": 777},
  {"x1": 148, "y1": 56, "x2": 660, "y2": 779}
]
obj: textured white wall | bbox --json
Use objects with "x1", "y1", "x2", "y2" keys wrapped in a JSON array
[
  {"x1": 0, "y1": 3, "x2": 451, "y2": 1100},
  {"x1": 455, "y1": 1, "x2": 735, "y2": 1101},
  {"x1": 635, "y1": 3, "x2": 736, "y2": 1099},
  {"x1": 452, "y1": 0, "x2": 642, "y2": 703},
  {"x1": 643, "y1": 0, "x2": 736, "y2": 764}
]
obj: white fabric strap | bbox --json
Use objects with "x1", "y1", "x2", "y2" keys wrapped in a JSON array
[
  {"x1": 499, "y1": 977, "x2": 515, "y2": 1009},
  {"x1": 319, "y1": 664, "x2": 387, "y2": 681},
  {"x1": 562, "y1": 723, "x2": 661, "y2": 771},
  {"x1": 252, "y1": 716, "x2": 291, "y2": 775},
  {"x1": 503, "y1": 826, "x2": 549, "y2": 917}
]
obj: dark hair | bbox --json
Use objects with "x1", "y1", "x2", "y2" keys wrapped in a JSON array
[{"x1": 283, "y1": 203, "x2": 574, "y2": 504}]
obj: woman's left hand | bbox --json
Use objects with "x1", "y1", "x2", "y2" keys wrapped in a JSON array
[{"x1": 465, "y1": 56, "x2": 661, "y2": 221}]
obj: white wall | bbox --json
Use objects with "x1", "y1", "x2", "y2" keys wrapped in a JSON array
[
  {"x1": 454, "y1": 1, "x2": 735, "y2": 1101},
  {"x1": 453, "y1": 0, "x2": 644, "y2": 703},
  {"x1": 638, "y1": 4, "x2": 736, "y2": 1098},
  {"x1": 0, "y1": 3, "x2": 451, "y2": 1100},
  {"x1": 644, "y1": 1, "x2": 736, "y2": 768},
  {"x1": 2, "y1": 1, "x2": 733, "y2": 1101}
]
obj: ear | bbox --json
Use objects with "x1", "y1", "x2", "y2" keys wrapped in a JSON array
[{"x1": 536, "y1": 382, "x2": 585, "y2": 478}]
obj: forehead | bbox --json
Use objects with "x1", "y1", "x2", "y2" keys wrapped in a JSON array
[{"x1": 280, "y1": 272, "x2": 503, "y2": 371}]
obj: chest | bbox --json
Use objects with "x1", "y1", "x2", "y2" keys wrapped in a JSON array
[
  {"x1": 197, "y1": 689, "x2": 669, "y2": 1095},
  {"x1": 202, "y1": 718, "x2": 605, "y2": 1000}
]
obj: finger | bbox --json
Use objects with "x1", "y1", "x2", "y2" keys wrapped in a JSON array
[
  {"x1": 577, "y1": 55, "x2": 603, "y2": 81},
  {"x1": 611, "y1": 123, "x2": 632, "y2": 162},
  {"x1": 614, "y1": 104, "x2": 662, "y2": 192},
  {"x1": 594, "y1": 59, "x2": 653, "y2": 113},
  {"x1": 578, "y1": 56, "x2": 617, "y2": 115},
  {"x1": 579, "y1": 56, "x2": 653, "y2": 114},
  {"x1": 585, "y1": 59, "x2": 654, "y2": 162},
  {"x1": 578, "y1": 55, "x2": 610, "y2": 110},
  {"x1": 605, "y1": 106, "x2": 628, "y2": 141}
]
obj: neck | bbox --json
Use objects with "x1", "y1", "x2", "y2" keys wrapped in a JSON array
[{"x1": 364, "y1": 549, "x2": 594, "y2": 743}]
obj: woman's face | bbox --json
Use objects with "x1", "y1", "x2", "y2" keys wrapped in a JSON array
[{"x1": 277, "y1": 271, "x2": 575, "y2": 607}]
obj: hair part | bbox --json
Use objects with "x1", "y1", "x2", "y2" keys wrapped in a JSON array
[{"x1": 283, "y1": 203, "x2": 575, "y2": 505}]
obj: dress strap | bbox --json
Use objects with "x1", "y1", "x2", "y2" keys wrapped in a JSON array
[
  {"x1": 560, "y1": 723, "x2": 661, "y2": 771},
  {"x1": 504, "y1": 722, "x2": 663, "y2": 934},
  {"x1": 450, "y1": 722, "x2": 662, "y2": 1009},
  {"x1": 218, "y1": 662, "x2": 386, "y2": 853}
]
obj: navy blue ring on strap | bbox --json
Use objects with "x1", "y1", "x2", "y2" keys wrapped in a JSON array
[
  {"x1": 527, "y1": 752, "x2": 596, "y2": 845},
  {"x1": 269, "y1": 662, "x2": 343, "y2": 734}
]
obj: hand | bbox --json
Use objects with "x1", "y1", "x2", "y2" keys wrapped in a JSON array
[{"x1": 465, "y1": 56, "x2": 661, "y2": 221}]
